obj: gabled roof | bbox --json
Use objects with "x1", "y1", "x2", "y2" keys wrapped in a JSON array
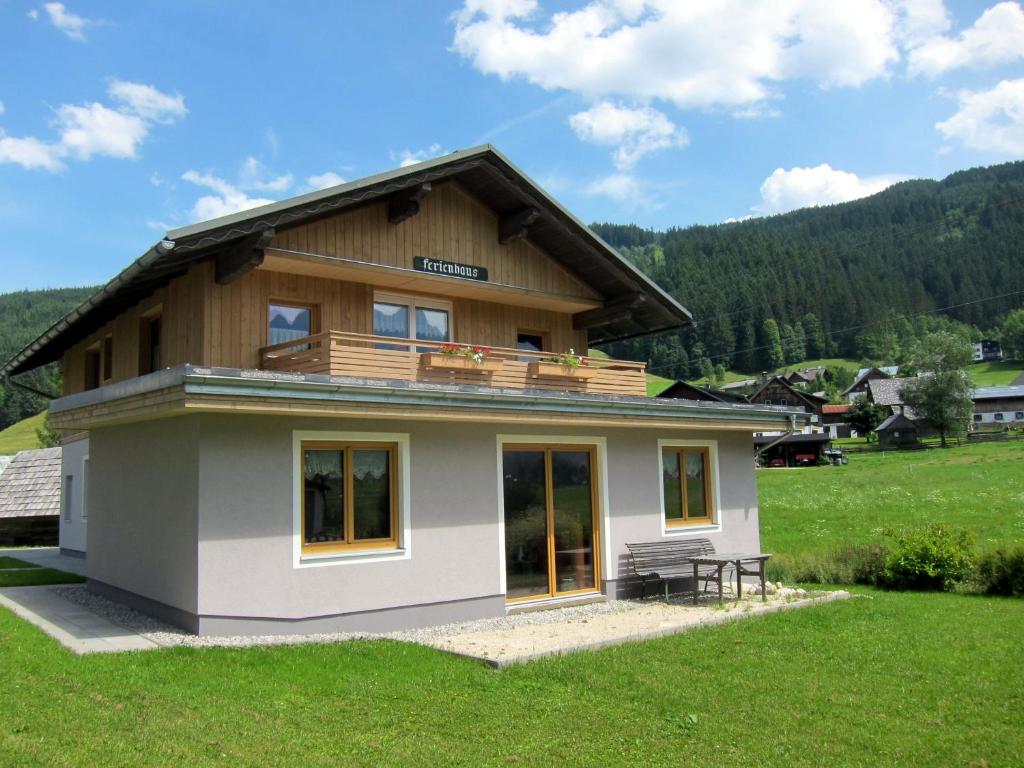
[
  {"x1": 868, "y1": 377, "x2": 915, "y2": 407},
  {"x1": 748, "y1": 376, "x2": 828, "y2": 410},
  {"x1": 1, "y1": 145, "x2": 692, "y2": 377},
  {"x1": 656, "y1": 381, "x2": 747, "y2": 403},
  {"x1": 876, "y1": 412, "x2": 917, "y2": 432},
  {"x1": 972, "y1": 385, "x2": 1024, "y2": 401},
  {"x1": 0, "y1": 447, "x2": 61, "y2": 519},
  {"x1": 841, "y1": 366, "x2": 896, "y2": 395}
]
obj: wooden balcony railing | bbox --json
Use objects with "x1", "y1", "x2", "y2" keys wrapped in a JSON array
[{"x1": 259, "y1": 331, "x2": 647, "y2": 397}]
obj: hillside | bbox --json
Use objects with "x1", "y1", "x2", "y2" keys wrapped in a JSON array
[
  {"x1": 0, "y1": 287, "x2": 96, "y2": 430},
  {"x1": 594, "y1": 161, "x2": 1024, "y2": 380}
]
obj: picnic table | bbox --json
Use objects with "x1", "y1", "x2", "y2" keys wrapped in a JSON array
[{"x1": 686, "y1": 552, "x2": 771, "y2": 604}]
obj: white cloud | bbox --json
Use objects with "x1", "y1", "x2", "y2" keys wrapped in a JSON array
[
  {"x1": 0, "y1": 80, "x2": 185, "y2": 172},
  {"x1": 892, "y1": 0, "x2": 951, "y2": 48},
  {"x1": 392, "y1": 143, "x2": 447, "y2": 167},
  {"x1": 0, "y1": 133, "x2": 64, "y2": 171},
  {"x1": 754, "y1": 164, "x2": 904, "y2": 215},
  {"x1": 569, "y1": 101, "x2": 687, "y2": 169},
  {"x1": 935, "y1": 79, "x2": 1024, "y2": 156},
  {"x1": 907, "y1": 2, "x2": 1024, "y2": 77},
  {"x1": 452, "y1": 0, "x2": 908, "y2": 113},
  {"x1": 27, "y1": 9, "x2": 39, "y2": 20},
  {"x1": 108, "y1": 80, "x2": 187, "y2": 122},
  {"x1": 307, "y1": 171, "x2": 346, "y2": 190},
  {"x1": 181, "y1": 170, "x2": 275, "y2": 222},
  {"x1": 583, "y1": 172, "x2": 656, "y2": 209},
  {"x1": 41, "y1": 2, "x2": 94, "y2": 41},
  {"x1": 238, "y1": 156, "x2": 293, "y2": 192}
]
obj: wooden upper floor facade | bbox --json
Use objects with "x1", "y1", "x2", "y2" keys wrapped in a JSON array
[{"x1": 4, "y1": 147, "x2": 692, "y2": 401}]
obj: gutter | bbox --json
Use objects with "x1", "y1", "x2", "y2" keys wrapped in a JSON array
[{"x1": 755, "y1": 413, "x2": 800, "y2": 458}]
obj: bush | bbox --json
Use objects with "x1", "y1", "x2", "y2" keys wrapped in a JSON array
[
  {"x1": 835, "y1": 543, "x2": 887, "y2": 585},
  {"x1": 878, "y1": 524, "x2": 974, "y2": 591},
  {"x1": 766, "y1": 543, "x2": 886, "y2": 586},
  {"x1": 974, "y1": 547, "x2": 1024, "y2": 596}
]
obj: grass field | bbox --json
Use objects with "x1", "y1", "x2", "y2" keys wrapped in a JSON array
[
  {"x1": 759, "y1": 441, "x2": 1024, "y2": 559},
  {"x1": 0, "y1": 586, "x2": 1020, "y2": 767},
  {"x1": 0, "y1": 411, "x2": 46, "y2": 455},
  {"x1": 967, "y1": 359, "x2": 1024, "y2": 386}
]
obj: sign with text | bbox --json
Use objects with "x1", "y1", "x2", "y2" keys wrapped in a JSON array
[{"x1": 413, "y1": 256, "x2": 488, "y2": 282}]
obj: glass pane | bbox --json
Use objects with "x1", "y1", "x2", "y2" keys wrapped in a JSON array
[
  {"x1": 552, "y1": 450, "x2": 595, "y2": 593},
  {"x1": 517, "y1": 333, "x2": 544, "y2": 353},
  {"x1": 415, "y1": 308, "x2": 449, "y2": 342},
  {"x1": 269, "y1": 304, "x2": 312, "y2": 347},
  {"x1": 373, "y1": 302, "x2": 409, "y2": 350},
  {"x1": 304, "y1": 450, "x2": 344, "y2": 544},
  {"x1": 685, "y1": 451, "x2": 709, "y2": 520},
  {"x1": 662, "y1": 450, "x2": 683, "y2": 521},
  {"x1": 502, "y1": 450, "x2": 549, "y2": 600},
  {"x1": 352, "y1": 449, "x2": 392, "y2": 541}
]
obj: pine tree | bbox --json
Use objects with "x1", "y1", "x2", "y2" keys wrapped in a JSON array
[
  {"x1": 761, "y1": 319, "x2": 784, "y2": 371},
  {"x1": 801, "y1": 313, "x2": 826, "y2": 359}
]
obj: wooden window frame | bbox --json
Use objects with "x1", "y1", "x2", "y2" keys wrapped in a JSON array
[
  {"x1": 372, "y1": 290, "x2": 453, "y2": 346},
  {"x1": 501, "y1": 442, "x2": 602, "y2": 603},
  {"x1": 138, "y1": 306, "x2": 163, "y2": 375},
  {"x1": 267, "y1": 299, "x2": 320, "y2": 348},
  {"x1": 661, "y1": 445, "x2": 714, "y2": 528},
  {"x1": 300, "y1": 440, "x2": 398, "y2": 555},
  {"x1": 84, "y1": 344, "x2": 101, "y2": 391},
  {"x1": 516, "y1": 329, "x2": 549, "y2": 352}
]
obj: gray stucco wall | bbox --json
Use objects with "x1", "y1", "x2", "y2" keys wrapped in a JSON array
[
  {"x1": 86, "y1": 412, "x2": 760, "y2": 634},
  {"x1": 85, "y1": 417, "x2": 199, "y2": 617}
]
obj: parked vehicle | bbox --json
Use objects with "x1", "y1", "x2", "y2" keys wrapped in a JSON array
[{"x1": 823, "y1": 448, "x2": 848, "y2": 466}]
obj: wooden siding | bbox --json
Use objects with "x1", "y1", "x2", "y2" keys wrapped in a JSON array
[{"x1": 271, "y1": 181, "x2": 601, "y2": 302}]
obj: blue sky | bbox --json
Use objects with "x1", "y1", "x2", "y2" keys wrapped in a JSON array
[{"x1": 1, "y1": 0, "x2": 1023, "y2": 292}]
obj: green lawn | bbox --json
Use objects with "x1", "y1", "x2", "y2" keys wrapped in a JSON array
[
  {"x1": 967, "y1": 359, "x2": 1023, "y2": 386},
  {"x1": 0, "y1": 587, "x2": 1019, "y2": 766},
  {"x1": 759, "y1": 441, "x2": 1024, "y2": 558},
  {"x1": 0, "y1": 566, "x2": 84, "y2": 587},
  {"x1": 0, "y1": 411, "x2": 46, "y2": 455},
  {"x1": 0, "y1": 556, "x2": 41, "y2": 569}
]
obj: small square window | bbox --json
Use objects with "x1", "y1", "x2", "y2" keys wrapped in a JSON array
[
  {"x1": 994, "y1": 413, "x2": 1004, "y2": 421},
  {"x1": 973, "y1": 414, "x2": 983, "y2": 422}
]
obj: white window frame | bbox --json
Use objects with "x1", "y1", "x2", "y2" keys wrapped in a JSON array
[
  {"x1": 656, "y1": 438, "x2": 723, "y2": 536},
  {"x1": 495, "y1": 434, "x2": 611, "y2": 600},
  {"x1": 292, "y1": 430, "x2": 411, "y2": 569},
  {"x1": 81, "y1": 456, "x2": 89, "y2": 521},
  {"x1": 372, "y1": 290, "x2": 453, "y2": 345}
]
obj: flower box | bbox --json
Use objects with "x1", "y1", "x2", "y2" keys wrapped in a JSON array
[
  {"x1": 420, "y1": 353, "x2": 504, "y2": 372},
  {"x1": 527, "y1": 361, "x2": 599, "y2": 380}
]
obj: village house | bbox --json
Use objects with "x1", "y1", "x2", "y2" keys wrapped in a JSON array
[
  {"x1": 0, "y1": 147, "x2": 806, "y2": 635},
  {"x1": 842, "y1": 366, "x2": 897, "y2": 401},
  {"x1": 747, "y1": 375, "x2": 828, "y2": 418},
  {"x1": 971, "y1": 385, "x2": 1024, "y2": 426},
  {"x1": 782, "y1": 366, "x2": 832, "y2": 388},
  {"x1": 0, "y1": 447, "x2": 62, "y2": 547}
]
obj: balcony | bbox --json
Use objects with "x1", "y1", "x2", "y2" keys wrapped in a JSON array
[{"x1": 259, "y1": 331, "x2": 647, "y2": 397}]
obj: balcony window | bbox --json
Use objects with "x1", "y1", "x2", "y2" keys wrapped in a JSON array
[
  {"x1": 373, "y1": 291, "x2": 450, "y2": 351},
  {"x1": 269, "y1": 302, "x2": 315, "y2": 350}
]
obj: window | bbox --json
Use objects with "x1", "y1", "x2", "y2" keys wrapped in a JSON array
[
  {"x1": 268, "y1": 301, "x2": 317, "y2": 351},
  {"x1": 84, "y1": 346, "x2": 101, "y2": 391},
  {"x1": 1016, "y1": 412, "x2": 1023, "y2": 420},
  {"x1": 81, "y1": 458, "x2": 89, "y2": 521},
  {"x1": 301, "y1": 441, "x2": 397, "y2": 554},
  {"x1": 138, "y1": 312, "x2": 162, "y2": 374},
  {"x1": 779, "y1": 398, "x2": 789, "y2": 406},
  {"x1": 63, "y1": 475, "x2": 73, "y2": 522},
  {"x1": 516, "y1": 331, "x2": 547, "y2": 362},
  {"x1": 661, "y1": 446, "x2": 713, "y2": 526},
  {"x1": 973, "y1": 414, "x2": 983, "y2": 422},
  {"x1": 995, "y1": 413, "x2": 1004, "y2": 421},
  {"x1": 373, "y1": 291, "x2": 450, "y2": 351},
  {"x1": 102, "y1": 335, "x2": 113, "y2": 382}
]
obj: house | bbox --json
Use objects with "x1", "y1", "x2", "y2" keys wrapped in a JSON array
[
  {"x1": 0, "y1": 146, "x2": 807, "y2": 635},
  {"x1": 875, "y1": 412, "x2": 921, "y2": 449},
  {"x1": 971, "y1": 385, "x2": 1024, "y2": 426},
  {"x1": 0, "y1": 447, "x2": 62, "y2": 547},
  {"x1": 753, "y1": 433, "x2": 832, "y2": 467},
  {"x1": 655, "y1": 381, "x2": 747, "y2": 403},
  {"x1": 972, "y1": 340, "x2": 1003, "y2": 363},
  {"x1": 783, "y1": 366, "x2": 832, "y2": 387},
  {"x1": 867, "y1": 377, "x2": 912, "y2": 414},
  {"x1": 820, "y1": 403, "x2": 852, "y2": 439},
  {"x1": 747, "y1": 376, "x2": 828, "y2": 418},
  {"x1": 842, "y1": 366, "x2": 896, "y2": 401}
]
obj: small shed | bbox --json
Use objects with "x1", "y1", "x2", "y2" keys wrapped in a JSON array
[
  {"x1": 875, "y1": 413, "x2": 921, "y2": 449},
  {"x1": 754, "y1": 433, "x2": 832, "y2": 467},
  {"x1": 0, "y1": 447, "x2": 62, "y2": 546}
]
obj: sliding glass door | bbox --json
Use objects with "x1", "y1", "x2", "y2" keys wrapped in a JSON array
[{"x1": 502, "y1": 445, "x2": 600, "y2": 602}]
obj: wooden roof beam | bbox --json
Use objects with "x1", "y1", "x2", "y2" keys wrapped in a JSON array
[
  {"x1": 498, "y1": 207, "x2": 540, "y2": 245},
  {"x1": 215, "y1": 227, "x2": 275, "y2": 285},
  {"x1": 387, "y1": 183, "x2": 432, "y2": 224},
  {"x1": 573, "y1": 293, "x2": 647, "y2": 330}
]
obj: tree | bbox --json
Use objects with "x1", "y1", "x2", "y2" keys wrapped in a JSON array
[
  {"x1": 848, "y1": 397, "x2": 889, "y2": 441},
  {"x1": 901, "y1": 332, "x2": 975, "y2": 448},
  {"x1": 734, "y1": 321, "x2": 758, "y2": 373},
  {"x1": 35, "y1": 411, "x2": 61, "y2": 448},
  {"x1": 1002, "y1": 307, "x2": 1024, "y2": 359},
  {"x1": 801, "y1": 313, "x2": 826, "y2": 359},
  {"x1": 760, "y1": 319, "x2": 784, "y2": 371}
]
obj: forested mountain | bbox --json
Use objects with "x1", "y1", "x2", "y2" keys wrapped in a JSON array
[
  {"x1": 0, "y1": 287, "x2": 95, "y2": 429},
  {"x1": 593, "y1": 161, "x2": 1024, "y2": 380}
]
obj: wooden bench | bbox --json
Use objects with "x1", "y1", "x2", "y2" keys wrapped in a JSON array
[{"x1": 626, "y1": 539, "x2": 771, "y2": 603}]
